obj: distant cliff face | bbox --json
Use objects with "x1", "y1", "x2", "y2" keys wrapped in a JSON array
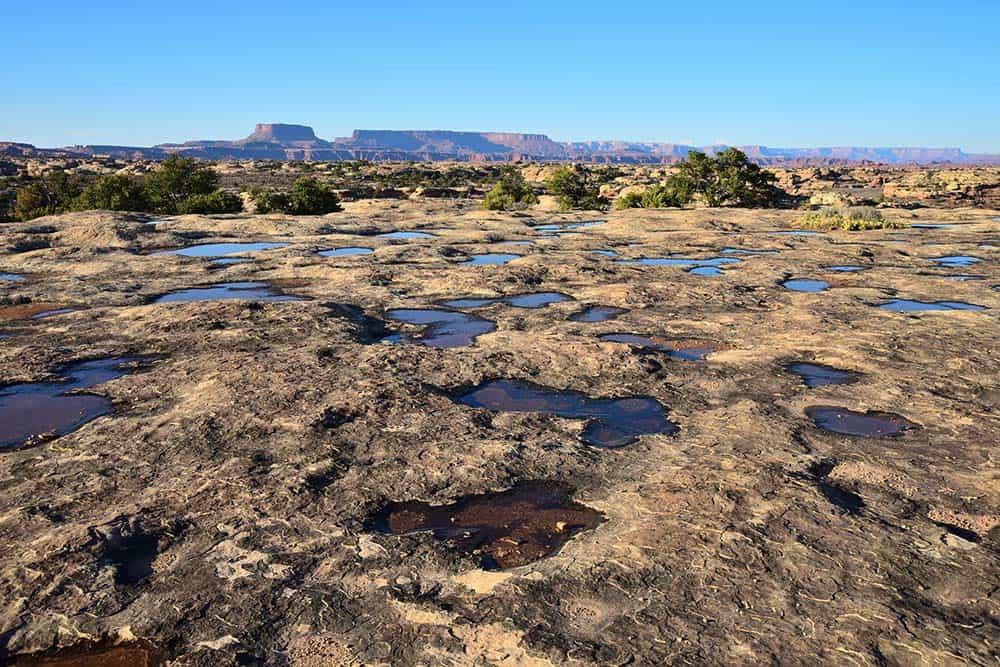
[{"x1": 9, "y1": 124, "x2": 999, "y2": 165}]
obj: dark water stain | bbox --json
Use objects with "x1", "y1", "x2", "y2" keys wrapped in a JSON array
[
  {"x1": 805, "y1": 406, "x2": 918, "y2": 437},
  {"x1": 95, "y1": 524, "x2": 165, "y2": 587},
  {"x1": 459, "y1": 253, "x2": 522, "y2": 266},
  {"x1": 825, "y1": 265, "x2": 868, "y2": 272},
  {"x1": 569, "y1": 305, "x2": 627, "y2": 323},
  {"x1": 153, "y1": 282, "x2": 304, "y2": 304},
  {"x1": 782, "y1": 278, "x2": 830, "y2": 292},
  {"x1": 377, "y1": 231, "x2": 434, "y2": 239},
  {"x1": 599, "y1": 333, "x2": 715, "y2": 361},
  {"x1": 384, "y1": 309, "x2": 496, "y2": 348},
  {"x1": 440, "y1": 292, "x2": 572, "y2": 310},
  {"x1": 933, "y1": 521, "x2": 981, "y2": 543},
  {"x1": 1, "y1": 357, "x2": 153, "y2": 450},
  {"x1": 878, "y1": 298, "x2": 986, "y2": 312},
  {"x1": 367, "y1": 481, "x2": 604, "y2": 569},
  {"x1": 324, "y1": 303, "x2": 392, "y2": 343},
  {"x1": 154, "y1": 242, "x2": 288, "y2": 257},
  {"x1": 931, "y1": 255, "x2": 982, "y2": 268},
  {"x1": 801, "y1": 460, "x2": 865, "y2": 515},
  {"x1": 0, "y1": 273, "x2": 26, "y2": 281},
  {"x1": 787, "y1": 362, "x2": 861, "y2": 388},
  {"x1": 456, "y1": 379, "x2": 678, "y2": 448},
  {"x1": 2, "y1": 641, "x2": 162, "y2": 666},
  {"x1": 209, "y1": 257, "x2": 254, "y2": 266},
  {"x1": 319, "y1": 247, "x2": 373, "y2": 257}
]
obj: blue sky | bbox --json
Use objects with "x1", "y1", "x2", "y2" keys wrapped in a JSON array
[{"x1": 3, "y1": 1, "x2": 998, "y2": 151}]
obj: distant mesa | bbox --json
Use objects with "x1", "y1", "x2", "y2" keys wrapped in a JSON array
[{"x1": 3, "y1": 124, "x2": 999, "y2": 165}]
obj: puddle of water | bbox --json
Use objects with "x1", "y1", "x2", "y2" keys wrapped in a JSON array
[
  {"x1": 457, "y1": 379, "x2": 678, "y2": 448},
  {"x1": 0, "y1": 303, "x2": 75, "y2": 321},
  {"x1": 3, "y1": 642, "x2": 161, "y2": 666},
  {"x1": 787, "y1": 362, "x2": 861, "y2": 388},
  {"x1": 931, "y1": 255, "x2": 982, "y2": 268},
  {"x1": 377, "y1": 231, "x2": 435, "y2": 239},
  {"x1": 0, "y1": 273, "x2": 26, "y2": 281},
  {"x1": 319, "y1": 247, "x2": 373, "y2": 257},
  {"x1": 782, "y1": 278, "x2": 830, "y2": 292},
  {"x1": 531, "y1": 220, "x2": 605, "y2": 234},
  {"x1": 878, "y1": 299, "x2": 986, "y2": 312},
  {"x1": 569, "y1": 305, "x2": 627, "y2": 323},
  {"x1": 385, "y1": 309, "x2": 496, "y2": 348},
  {"x1": 616, "y1": 256, "x2": 740, "y2": 268},
  {"x1": 688, "y1": 266, "x2": 722, "y2": 276},
  {"x1": 806, "y1": 406, "x2": 918, "y2": 437},
  {"x1": 720, "y1": 247, "x2": 777, "y2": 255},
  {"x1": 912, "y1": 223, "x2": 956, "y2": 229},
  {"x1": 825, "y1": 265, "x2": 868, "y2": 272},
  {"x1": 154, "y1": 242, "x2": 288, "y2": 257},
  {"x1": 368, "y1": 481, "x2": 604, "y2": 570},
  {"x1": 591, "y1": 249, "x2": 618, "y2": 257},
  {"x1": 439, "y1": 297, "x2": 499, "y2": 309},
  {"x1": 31, "y1": 307, "x2": 79, "y2": 319},
  {"x1": 505, "y1": 292, "x2": 572, "y2": 308},
  {"x1": 599, "y1": 333, "x2": 715, "y2": 361},
  {"x1": 771, "y1": 230, "x2": 820, "y2": 236},
  {"x1": 1, "y1": 356, "x2": 152, "y2": 450},
  {"x1": 209, "y1": 257, "x2": 254, "y2": 266},
  {"x1": 499, "y1": 240, "x2": 534, "y2": 246},
  {"x1": 153, "y1": 282, "x2": 304, "y2": 304},
  {"x1": 943, "y1": 274, "x2": 984, "y2": 281},
  {"x1": 460, "y1": 253, "x2": 522, "y2": 266}
]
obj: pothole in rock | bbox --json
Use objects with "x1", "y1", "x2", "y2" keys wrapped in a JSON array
[
  {"x1": 383, "y1": 309, "x2": 496, "y2": 348},
  {"x1": 569, "y1": 305, "x2": 628, "y2": 323},
  {"x1": 942, "y1": 274, "x2": 984, "y2": 281},
  {"x1": 440, "y1": 292, "x2": 573, "y2": 310},
  {"x1": 531, "y1": 220, "x2": 605, "y2": 235},
  {"x1": 318, "y1": 246, "x2": 374, "y2": 257},
  {"x1": 931, "y1": 255, "x2": 982, "y2": 268},
  {"x1": 1, "y1": 356, "x2": 155, "y2": 451},
  {"x1": 720, "y1": 247, "x2": 778, "y2": 255},
  {"x1": 153, "y1": 241, "x2": 288, "y2": 257},
  {"x1": 152, "y1": 282, "x2": 305, "y2": 304},
  {"x1": 209, "y1": 257, "x2": 254, "y2": 266},
  {"x1": 458, "y1": 253, "x2": 522, "y2": 266},
  {"x1": 911, "y1": 223, "x2": 957, "y2": 229},
  {"x1": 787, "y1": 362, "x2": 861, "y2": 388},
  {"x1": 825, "y1": 265, "x2": 868, "y2": 272},
  {"x1": 367, "y1": 481, "x2": 605, "y2": 570},
  {"x1": 877, "y1": 298, "x2": 986, "y2": 312},
  {"x1": 805, "y1": 406, "x2": 919, "y2": 437},
  {"x1": 0, "y1": 303, "x2": 80, "y2": 321},
  {"x1": 2, "y1": 641, "x2": 162, "y2": 666},
  {"x1": 599, "y1": 333, "x2": 716, "y2": 361},
  {"x1": 376, "y1": 231, "x2": 435, "y2": 239},
  {"x1": 591, "y1": 249, "x2": 618, "y2": 257},
  {"x1": 1, "y1": 273, "x2": 26, "y2": 281},
  {"x1": 615, "y1": 256, "x2": 741, "y2": 271},
  {"x1": 456, "y1": 379, "x2": 678, "y2": 448},
  {"x1": 781, "y1": 278, "x2": 830, "y2": 292}
]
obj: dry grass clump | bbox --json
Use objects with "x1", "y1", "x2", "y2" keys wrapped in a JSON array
[{"x1": 794, "y1": 206, "x2": 906, "y2": 230}]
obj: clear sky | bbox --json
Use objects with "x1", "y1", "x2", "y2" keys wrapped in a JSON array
[{"x1": 3, "y1": 1, "x2": 998, "y2": 151}]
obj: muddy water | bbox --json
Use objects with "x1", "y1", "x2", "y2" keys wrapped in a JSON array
[
  {"x1": 319, "y1": 247, "x2": 373, "y2": 257},
  {"x1": 153, "y1": 282, "x2": 304, "y2": 304},
  {"x1": 569, "y1": 305, "x2": 627, "y2": 323},
  {"x1": 787, "y1": 362, "x2": 861, "y2": 388},
  {"x1": 3, "y1": 642, "x2": 160, "y2": 666},
  {"x1": 805, "y1": 406, "x2": 919, "y2": 437},
  {"x1": 1, "y1": 357, "x2": 152, "y2": 450},
  {"x1": 782, "y1": 278, "x2": 830, "y2": 292},
  {"x1": 384, "y1": 309, "x2": 496, "y2": 348},
  {"x1": 599, "y1": 333, "x2": 715, "y2": 361},
  {"x1": 459, "y1": 253, "x2": 522, "y2": 265},
  {"x1": 154, "y1": 242, "x2": 288, "y2": 257},
  {"x1": 368, "y1": 481, "x2": 604, "y2": 570},
  {"x1": 878, "y1": 299, "x2": 986, "y2": 312},
  {"x1": 31, "y1": 307, "x2": 80, "y2": 319},
  {"x1": 456, "y1": 379, "x2": 678, "y2": 448}
]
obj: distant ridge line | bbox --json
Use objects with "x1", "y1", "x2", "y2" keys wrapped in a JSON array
[{"x1": 3, "y1": 124, "x2": 999, "y2": 166}]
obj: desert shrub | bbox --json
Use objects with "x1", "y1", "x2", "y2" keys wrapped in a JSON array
[
  {"x1": 614, "y1": 191, "x2": 644, "y2": 209},
  {"x1": 249, "y1": 188, "x2": 292, "y2": 214},
  {"x1": 614, "y1": 175, "x2": 693, "y2": 210},
  {"x1": 483, "y1": 167, "x2": 538, "y2": 210},
  {"x1": 288, "y1": 177, "x2": 342, "y2": 214},
  {"x1": 794, "y1": 206, "x2": 904, "y2": 231},
  {"x1": 671, "y1": 148, "x2": 779, "y2": 207},
  {"x1": 14, "y1": 171, "x2": 83, "y2": 220},
  {"x1": 545, "y1": 166, "x2": 609, "y2": 212},
  {"x1": 143, "y1": 154, "x2": 219, "y2": 214},
  {"x1": 72, "y1": 174, "x2": 149, "y2": 212},
  {"x1": 176, "y1": 190, "x2": 243, "y2": 215}
]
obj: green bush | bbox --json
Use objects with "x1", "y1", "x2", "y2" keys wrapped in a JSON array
[
  {"x1": 72, "y1": 174, "x2": 148, "y2": 212},
  {"x1": 176, "y1": 190, "x2": 243, "y2": 215},
  {"x1": 483, "y1": 167, "x2": 538, "y2": 210},
  {"x1": 288, "y1": 177, "x2": 342, "y2": 214},
  {"x1": 545, "y1": 166, "x2": 609, "y2": 211},
  {"x1": 794, "y1": 206, "x2": 904, "y2": 231},
  {"x1": 14, "y1": 171, "x2": 83, "y2": 220},
  {"x1": 614, "y1": 175, "x2": 693, "y2": 210},
  {"x1": 614, "y1": 191, "x2": 644, "y2": 210},
  {"x1": 672, "y1": 148, "x2": 779, "y2": 207},
  {"x1": 249, "y1": 188, "x2": 292, "y2": 214},
  {"x1": 143, "y1": 154, "x2": 219, "y2": 214}
]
